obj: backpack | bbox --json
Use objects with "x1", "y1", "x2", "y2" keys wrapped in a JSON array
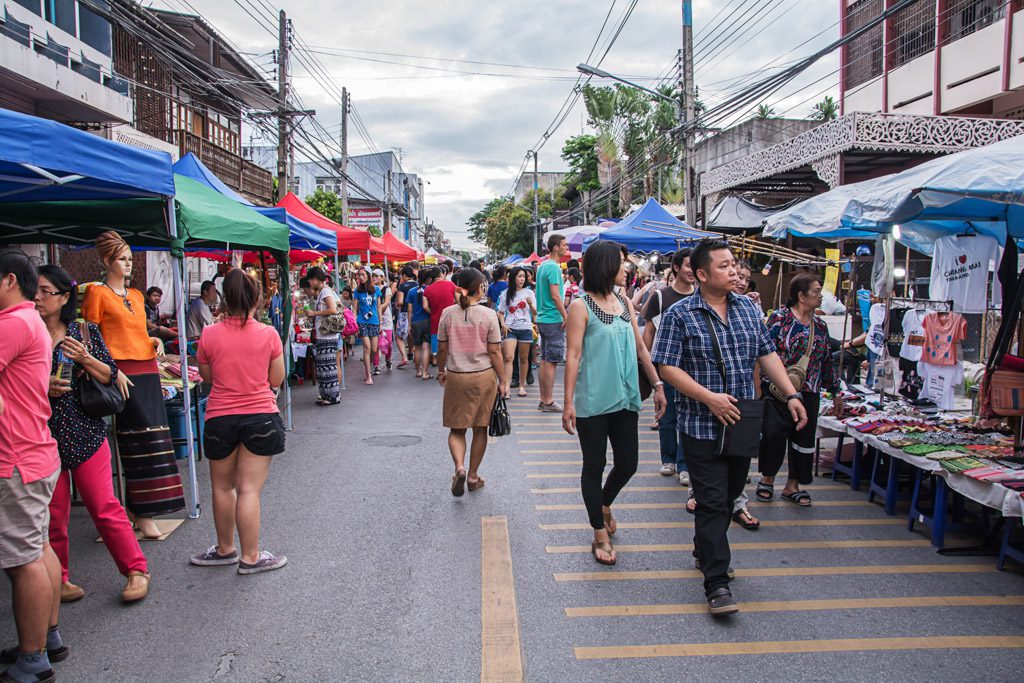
[{"x1": 341, "y1": 307, "x2": 359, "y2": 337}]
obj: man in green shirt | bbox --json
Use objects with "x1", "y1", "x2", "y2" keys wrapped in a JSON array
[{"x1": 535, "y1": 233, "x2": 569, "y2": 412}]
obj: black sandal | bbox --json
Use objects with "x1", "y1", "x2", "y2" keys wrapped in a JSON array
[
  {"x1": 781, "y1": 490, "x2": 812, "y2": 507},
  {"x1": 732, "y1": 508, "x2": 761, "y2": 530},
  {"x1": 755, "y1": 480, "x2": 774, "y2": 501}
]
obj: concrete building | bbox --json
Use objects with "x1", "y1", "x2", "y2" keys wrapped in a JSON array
[
  {"x1": 513, "y1": 170, "x2": 568, "y2": 205},
  {"x1": 244, "y1": 145, "x2": 427, "y2": 247}
]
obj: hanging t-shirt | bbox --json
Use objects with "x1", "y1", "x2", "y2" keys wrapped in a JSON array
[
  {"x1": 899, "y1": 308, "x2": 928, "y2": 362},
  {"x1": 917, "y1": 360, "x2": 964, "y2": 410},
  {"x1": 498, "y1": 288, "x2": 536, "y2": 331},
  {"x1": 865, "y1": 303, "x2": 887, "y2": 355},
  {"x1": 354, "y1": 286, "x2": 381, "y2": 325},
  {"x1": 929, "y1": 235, "x2": 999, "y2": 314},
  {"x1": 921, "y1": 311, "x2": 967, "y2": 366}
]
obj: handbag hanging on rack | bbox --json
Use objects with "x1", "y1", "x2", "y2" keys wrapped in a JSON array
[
  {"x1": 76, "y1": 322, "x2": 125, "y2": 418},
  {"x1": 980, "y1": 267, "x2": 1024, "y2": 419},
  {"x1": 700, "y1": 310, "x2": 764, "y2": 459}
]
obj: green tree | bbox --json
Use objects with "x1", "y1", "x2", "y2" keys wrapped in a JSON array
[
  {"x1": 560, "y1": 134, "x2": 600, "y2": 194},
  {"x1": 484, "y1": 201, "x2": 534, "y2": 256},
  {"x1": 305, "y1": 188, "x2": 343, "y2": 222},
  {"x1": 810, "y1": 95, "x2": 839, "y2": 121},
  {"x1": 755, "y1": 103, "x2": 776, "y2": 120},
  {"x1": 467, "y1": 197, "x2": 505, "y2": 244}
]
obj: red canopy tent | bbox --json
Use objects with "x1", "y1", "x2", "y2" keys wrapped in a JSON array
[
  {"x1": 277, "y1": 192, "x2": 372, "y2": 256},
  {"x1": 381, "y1": 232, "x2": 418, "y2": 262}
]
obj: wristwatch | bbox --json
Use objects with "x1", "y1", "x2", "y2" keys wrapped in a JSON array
[
  {"x1": 653, "y1": 381, "x2": 665, "y2": 388},
  {"x1": 786, "y1": 393, "x2": 803, "y2": 402}
]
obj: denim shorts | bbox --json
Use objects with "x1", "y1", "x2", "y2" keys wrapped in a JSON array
[
  {"x1": 537, "y1": 322, "x2": 565, "y2": 362},
  {"x1": 204, "y1": 413, "x2": 285, "y2": 460},
  {"x1": 506, "y1": 327, "x2": 533, "y2": 343}
]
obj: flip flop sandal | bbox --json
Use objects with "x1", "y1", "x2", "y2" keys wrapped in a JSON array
[
  {"x1": 468, "y1": 477, "x2": 486, "y2": 492},
  {"x1": 591, "y1": 541, "x2": 616, "y2": 566},
  {"x1": 732, "y1": 508, "x2": 761, "y2": 530},
  {"x1": 781, "y1": 490, "x2": 812, "y2": 506},
  {"x1": 602, "y1": 510, "x2": 617, "y2": 536},
  {"x1": 451, "y1": 470, "x2": 467, "y2": 497},
  {"x1": 755, "y1": 480, "x2": 774, "y2": 501}
]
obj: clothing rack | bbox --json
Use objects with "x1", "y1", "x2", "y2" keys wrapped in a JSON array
[{"x1": 887, "y1": 297, "x2": 954, "y2": 313}]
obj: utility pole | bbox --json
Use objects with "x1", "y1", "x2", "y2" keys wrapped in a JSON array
[
  {"x1": 276, "y1": 10, "x2": 289, "y2": 201},
  {"x1": 532, "y1": 150, "x2": 540, "y2": 253},
  {"x1": 340, "y1": 87, "x2": 349, "y2": 225},
  {"x1": 681, "y1": 1, "x2": 696, "y2": 227}
]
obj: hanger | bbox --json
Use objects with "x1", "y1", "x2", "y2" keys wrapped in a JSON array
[{"x1": 956, "y1": 222, "x2": 978, "y2": 238}]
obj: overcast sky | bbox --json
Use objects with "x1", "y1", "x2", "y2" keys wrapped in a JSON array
[{"x1": 154, "y1": 1, "x2": 839, "y2": 250}]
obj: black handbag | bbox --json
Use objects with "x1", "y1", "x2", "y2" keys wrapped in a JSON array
[
  {"x1": 488, "y1": 394, "x2": 511, "y2": 437},
  {"x1": 700, "y1": 309, "x2": 763, "y2": 459},
  {"x1": 76, "y1": 322, "x2": 125, "y2": 418}
]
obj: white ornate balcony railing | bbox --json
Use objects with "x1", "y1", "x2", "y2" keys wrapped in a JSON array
[{"x1": 700, "y1": 112, "x2": 1024, "y2": 197}]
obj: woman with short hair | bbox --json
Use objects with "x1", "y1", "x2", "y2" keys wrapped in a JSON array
[
  {"x1": 562, "y1": 241, "x2": 666, "y2": 565},
  {"x1": 191, "y1": 268, "x2": 287, "y2": 574}
]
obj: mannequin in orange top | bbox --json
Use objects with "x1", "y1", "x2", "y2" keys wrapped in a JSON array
[{"x1": 82, "y1": 232, "x2": 185, "y2": 543}]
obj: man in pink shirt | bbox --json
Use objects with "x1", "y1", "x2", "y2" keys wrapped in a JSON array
[{"x1": 0, "y1": 250, "x2": 65, "y2": 682}]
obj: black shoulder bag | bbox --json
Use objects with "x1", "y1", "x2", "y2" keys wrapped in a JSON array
[
  {"x1": 700, "y1": 309, "x2": 764, "y2": 459},
  {"x1": 489, "y1": 394, "x2": 511, "y2": 437},
  {"x1": 76, "y1": 322, "x2": 126, "y2": 418}
]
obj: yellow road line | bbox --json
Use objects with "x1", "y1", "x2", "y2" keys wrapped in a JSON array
[
  {"x1": 555, "y1": 563, "x2": 995, "y2": 582},
  {"x1": 537, "y1": 501, "x2": 873, "y2": 511},
  {"x1": 523, "y1": 460, "x2": 661, "y2": 467},
  {"x1": 531, "y1": 484, "x2": 846, "y2": 493},
  {"x1": 540, "y1": 518, "x2": 908, "y2": 531},
  {"x1": 546, "y1": 539, "x2": 931, "y2": 553},
  {"x1": 521, "y1": 449, "x2": 661, "y2": 454},
  {"x1": 529, "y1": 472, "x2": 676, "y2": 478},
  {"x1": 480, "y1": 516, "x2": 524, "y2": 683},
  {"x1": 574, "y1": 636, "x2": 1024, "y2": 660},
  {"x1": 566, "y1": 595, "x2": 1024, "y2": 618}
]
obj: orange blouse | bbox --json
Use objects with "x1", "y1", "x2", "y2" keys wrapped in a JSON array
[{"x1": 81, "y1": 284, "x2": 156, "y2": 362}]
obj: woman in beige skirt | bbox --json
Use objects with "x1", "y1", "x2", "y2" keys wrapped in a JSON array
[{"x1": 436, "y1": 268, "x2": 507, "y2": 496}]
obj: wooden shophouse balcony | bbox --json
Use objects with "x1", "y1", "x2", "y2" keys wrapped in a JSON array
[{"x1": 174, "y1": 130, "x2": 274, "y2": 206}]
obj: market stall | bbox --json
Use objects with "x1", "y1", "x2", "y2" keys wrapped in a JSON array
[{"x1": 586, "y1": 198, "x2": 707, "y2": 254}]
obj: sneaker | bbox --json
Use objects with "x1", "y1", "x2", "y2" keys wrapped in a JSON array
[
  {"x1": 694, "y1": 557, "x2": 735, "y2": 579},
  {"x1": 0, "y1": 645, "x2": 68, "y2": 665},
  {"x1": 372, "y1": 366, "x2": 381, "y2": 376},
  {"x1": 237, "y1": 551, "x2": 288, "y2": 575},
  {"x1": 510, "y1": 379, "x2": 520, "y2": 389},
  {"x1": 706, "y1": 587, "x2": 739, "y2": 616},
  {"x1": 659, "y1": 463, "x2": 676, "y2": 476},
  {"x1": 190, "y1": 545, "x2": 240, "y2": 566},
  {"x1": 538, "y1": 401, "x2": 563, "y2": 413},
  {"x1": 526, "y1": 370, "x2": 535, "y2": 385},
  {"x1": 678, "y1": 471, "x2": 690, "y2": 487}
]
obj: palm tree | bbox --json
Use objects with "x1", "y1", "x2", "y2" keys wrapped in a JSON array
[
  {"x1": 755, "y1": 103, "x2": 776, "y2": 120},
  {"x1": 810, "y1": 95, "x2": 839, "y2": 121}
]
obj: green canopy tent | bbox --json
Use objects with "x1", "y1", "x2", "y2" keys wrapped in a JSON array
[{"x1": 1, "y1": 175, "x2": 290, "y2": 518}]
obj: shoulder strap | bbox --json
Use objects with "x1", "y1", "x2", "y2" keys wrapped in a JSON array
[
  {"x1": 803, "y1": 314, "x2": 815, "y2": 360},
  {"x1": 699, "y1": 308, "x2": 727, "y2": 389}
]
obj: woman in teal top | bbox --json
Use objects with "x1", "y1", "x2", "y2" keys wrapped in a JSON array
[{"x1": 563, "y1": 241, "x2": 665, "y2": 566}]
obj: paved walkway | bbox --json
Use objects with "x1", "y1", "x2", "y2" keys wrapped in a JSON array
[{"x1": 1, "y1": 364, "x2": 1022, "y2": 681}]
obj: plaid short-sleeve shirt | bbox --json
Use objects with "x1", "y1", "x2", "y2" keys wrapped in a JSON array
[{"x1": 650, "y1": 291, "x2": 775, "y2": 440}]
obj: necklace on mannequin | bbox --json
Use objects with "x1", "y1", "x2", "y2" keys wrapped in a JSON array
[{"x1": 103, "y1": 280, "x2": 134, "y2": 314}]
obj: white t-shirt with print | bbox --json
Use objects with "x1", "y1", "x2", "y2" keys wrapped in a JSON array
[
  {"x1": 899, "y1": 308, "x2": 928, "y2": 362},
  {"x1": 498, "y1": 288, "x2": 536, "y2": 331},
  {"x1": 929, "y1": 235, "x2": 999, "y2": 314}
]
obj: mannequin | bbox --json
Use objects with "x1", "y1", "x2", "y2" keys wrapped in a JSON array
[{"x1": 82, "y1": 231, "x2": 184, "y2": 540}]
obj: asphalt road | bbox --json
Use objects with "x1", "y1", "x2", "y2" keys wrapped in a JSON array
[{"x1": 2, "y1": 363, "x2": 1023, "y2": 682}]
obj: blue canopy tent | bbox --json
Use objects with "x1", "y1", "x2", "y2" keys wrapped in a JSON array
[
  {"x1": 0, "y1": 109, "x2": 200, "y2": 518},
  {"x1": 173, "y1": 153, "x2": 337, "y2": 252},
  {"x1": 585, "y1": 198, "x2": 707, "y2": 254},
  {"x1": 500, "y1": 254, "x2": 525, "y2": 266}
]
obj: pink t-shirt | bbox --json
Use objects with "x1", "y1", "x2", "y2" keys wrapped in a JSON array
[
  {"x1": 437, "y1": 303, "x2": 502, "y2": 373},
  {"x1": 0, "y1": 301, "x2": 60, "y2": 483},
  {"x1": 197, "y1": 318, "x2": 283, "y2": 420},
  {"x1": 922, "y1": 311, "x2": 967, "y2": 367}
]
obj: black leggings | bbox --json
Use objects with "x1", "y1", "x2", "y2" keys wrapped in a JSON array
[{"x1": 576, "y1": 409, "x2": 639, "y2": 529}]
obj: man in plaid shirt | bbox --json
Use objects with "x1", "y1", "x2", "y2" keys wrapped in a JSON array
[{"x1": 652, "y1": 239, "x2": 807, "y2": 616}]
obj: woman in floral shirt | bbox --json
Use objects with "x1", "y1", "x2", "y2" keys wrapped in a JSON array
[{"x1": 756, "y1": 272, "x2": 839, "y2": 507}]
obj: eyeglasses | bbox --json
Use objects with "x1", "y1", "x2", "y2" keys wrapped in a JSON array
[{"x1": 36, "y1": 288, "x2": 65, "y2": 298}]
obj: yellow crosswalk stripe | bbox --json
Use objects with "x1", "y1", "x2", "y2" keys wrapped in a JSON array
[
  {"x1": 573, "y1": 636, "x2": 1024, "y2": 660},
  {"x1": 523, "y1": 461, "x2": 661, "y2": 467},
  {"x1": 521, "y1": 449, "x2": 661, "y2": 454},
  {"x1": 531, "y1": 484, "x2": 846, "y2": 493},
  {"x1": 537, "y1": 501, "x2": 872, "y2": 510},
  {"x1": 566, "y1": 595, "x2": 1024, "y2": 617},
  {"x1": 546, "y1": 539, "x2": 931, "y2": 553},
  {"x1": 540, "y1": 518, "x2": 907, "y2": 531},
  {"x1": 554, "y1": 563, "x2": 996, "y2": 582}
]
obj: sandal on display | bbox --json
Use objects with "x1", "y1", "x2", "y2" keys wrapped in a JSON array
[
  {"x1": 755, "y1": 480, "x2": 774, "y2": 501},
  {"x1": 591, "y1": 540, "x2": 616, "y2": 565},
  {"x1": 781, "y1": 490, "x2": 812, "y2": 507}
]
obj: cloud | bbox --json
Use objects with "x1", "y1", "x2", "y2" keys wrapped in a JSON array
[{"x1": 152, "y1": 0, "x2": 839, "y2": 250}]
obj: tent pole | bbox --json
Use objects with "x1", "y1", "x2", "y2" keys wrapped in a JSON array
[
  {"x1": 167, "y1": 197, "x2": 200, "y2": 519},
  {"x1": 334, "y1": 250, "x2": 346, "y2": 390}
]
